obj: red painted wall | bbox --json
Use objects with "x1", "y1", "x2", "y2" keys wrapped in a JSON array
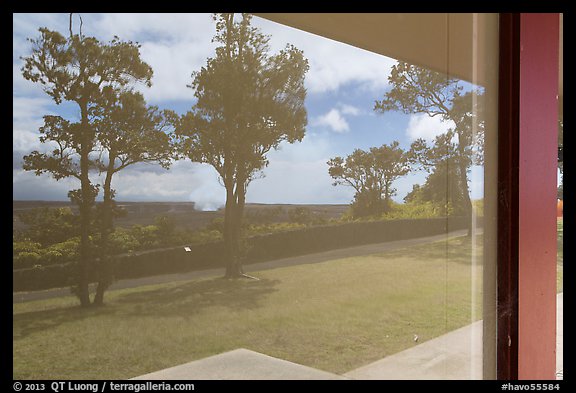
[{"x1": 518, "y1": 13, "x2": 559, "y2": 380}]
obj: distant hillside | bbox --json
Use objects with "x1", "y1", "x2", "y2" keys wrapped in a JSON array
[{"x1": 13, "y1": 201, "x2": 348, "y2": 233}]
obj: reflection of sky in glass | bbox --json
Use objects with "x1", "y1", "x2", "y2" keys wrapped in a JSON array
[{"x1": 12, "y1": 13, "x2": 484, "y2": 206}]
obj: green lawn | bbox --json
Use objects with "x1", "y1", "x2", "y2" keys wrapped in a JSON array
[{"x1": 14, "y1": 235, "x2": 484, "y2": 379}]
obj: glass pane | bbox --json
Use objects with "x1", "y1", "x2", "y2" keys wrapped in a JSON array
[
  {"x1": 556, "y1": 13, "x2": 563, "y2": 381},
  {"x1": 13, "y1": 13, "x2": 498, "y2": 380}
]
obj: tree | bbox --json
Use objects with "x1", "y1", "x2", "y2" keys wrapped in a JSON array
[
  {"x1": 175, "y1": 13, "x2": 309, "y2": 278},
  {"x1": 374, "y1": 62, "x2": 484, "y2": 234},
  {"x1": 16, "y1": 207, "x2": 79, "y2": 246},
  {"x1": 406, "y1": 130, "x2": 468, "y2": 216},
  {"x1": 91, "y1": 90, "x2": 174, "y2": 305},
  {"x1": 21, "y1": 18, "x2": 153, "y2": 306},
  {"x1": 327, "y1": 141, "x2": 410, "y2": 218}
]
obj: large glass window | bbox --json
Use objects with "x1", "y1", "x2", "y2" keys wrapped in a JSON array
[
  {"x1": 556, "y1": 13, "x2": 563, "y2": 380},
  {"x1": 13, "y1": 13, "x2": 499, "y2": 380}
]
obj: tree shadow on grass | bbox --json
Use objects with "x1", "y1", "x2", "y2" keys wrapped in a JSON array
[
  {"x1": 114, "y1": 277, "x2": 280, "y2": 318},
  {"x1": 13, "y1": 304, "x2": 117, "y2": 341},
  {"x1": 13, "y1": 277, "x2": 280, "y2": 340}
]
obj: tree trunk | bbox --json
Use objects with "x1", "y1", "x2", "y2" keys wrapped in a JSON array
[
  {"x1": 234, "y1": 181, "x2": 247, "y2": 274},
  {"x1": 224, "y1": 177, "x2": 247, "y2": 278},
  {"x1": 456, "y1": 143, "x2": 473, "y2": 237},
  {"x1": 459, "y1": 165, "x2": 473, "y2": 237},
  {"x1": 223, "y1": 182, "x2": 239, "y2": 278},
  {"x1": 93, "y1": 165, "x2": 115, "y2": 306},
  {"x1": 77, "y1": 101, "x2": 92, "y2": 307},
  {"x1": 224, "y1": 210, "x2": 244, "y2": 277}
]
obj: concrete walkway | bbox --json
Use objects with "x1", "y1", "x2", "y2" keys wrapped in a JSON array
[
  {"x1": 346, "y1": 292, "x2": 562, "y2": 380},
  {"x1": 131, "y1": 348, "x2": 347, "y2": 380},
  {"x1": 344, "y1": 321, "x2": 483, "y2": 380},
  {"x1": 13, "y1": 230, "x2": 467, "y2": 303},
  {"x1": 132, "y1": 293, "x2": 562, "y2": 380}
]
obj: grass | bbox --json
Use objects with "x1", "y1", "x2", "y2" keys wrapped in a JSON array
[{"x1": 14, "y1": 234, "x2": 484, "y2": 379}]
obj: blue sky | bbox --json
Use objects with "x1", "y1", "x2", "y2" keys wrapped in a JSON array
[{"x1": 13, "y1": 13, "x2": 484, "y2": 209}]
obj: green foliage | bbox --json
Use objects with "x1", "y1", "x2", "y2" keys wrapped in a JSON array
[
  {"x1": 287, "y1": 206, "x2": 312, "y2": 224},
  {"x1": 154, "y1": 215, "x2": 176, "y2": 241},
  {"x1": 351, "y1": 189, "x2": 387, "y2": 218},
  {"x1": 206, "y1": 217, "x2": 225, "y2": 234},
  {"x1": 45, "y1": 238, "x2": 80, "y2": 262},
  {"x1": 107, "y1": 228, "x2": 141, "y2": 254},
  {"x1": 403, "y1": 161, "x2": 468, "y2": 217},
  {"x1": 375, "y1": 61, "x2": 485, "y2": 225},
  {"x1": 14, "y1": 216, "x2": 470, "y2": 292},
  {"x1": 471, "y1": 199, "x2": 484, "y2": 217},
  {"x1": 328, "y1": 141, "x2": 410, "y2": 218},
  {"x1": 127, "y1": 225, "x2": 161, "y2": 249},
  {"x1": 246, "y1": 222, "x2": 307, "y2": 236},
  {"x1": 16, "y1": 207, "x2": 79, "y2": 246},
  {"x1": 21, "y1": 22, "x2": 157, "y2": 305},
  {"x1": 13, "y1": 239, "x2": 43, "y2": 268},
  {"x1": 21, "y1": 27, "x2": 154, "y2": 186},
  {"x1": 13, "y1": 237, "x2": 79, "y2": 269},
  {"x1": 13, "y1": 239, "x2": 42, "y2": 255},
  {"x1": 186, "y1": 229, "x2": 223, "y2": 245},
  {"x1": 13, "y1": 213, "x2": 226, "y2": 269},
  {"x1": 244, "y1": 206, "x2": 284, "y2": 225},
  {"x1": 382, "y1": 201, "x2": 443, "y2": 220}
]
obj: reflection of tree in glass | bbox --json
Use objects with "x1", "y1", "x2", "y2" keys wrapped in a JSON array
[
  {"x1": 175, "y1": 13, "x2": 309, "y2": 278},
  {"x1": 21, "y1": 18, "x2": 155, "y2": 306},
  {"x1": 404, "y1": 131, "x2": 467, "y2": 216},
  {"x1": 327, "y1": 141, "x2": 410, "y2": 218},
  {"x1": 92, "y1": 91, "x2": 174, "y2": 305},
  {"x1": 374, "y1": 62, "x2": 484, "y2": 234},
  {"x1": 16, "y1": 207, "x2": 80, "y2": 247}
]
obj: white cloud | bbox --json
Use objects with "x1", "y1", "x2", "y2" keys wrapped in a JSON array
[
  {"x1": 107, "y1": 170, "x2": 193, "y2": 201},
  {"x1": 338, "y1": 103, "x2": 361, "y2": 116},
  {"x1": 90, "y1": 160, "x2": 208, "y2": 203},
  {"x1": 405, "y1": 114, "x2": 455, "y2": 142},
  {"x1": 93, "y1": 13, "x2": 215, "y2": 43},
  {"x1": 13, "y1": 13, "x2": 217, "y2": 105},
  {"x1": 313, "y1": 109, "x2": 350, "y2": 133},
  {"x1": 13, "y1": 96, "x2": 52, "y2": 121},
  {"x1": 120, "y1": 13, "x2": 395, "y2": 102},
  {"x1": 93, "y1": 13, "x2": 217, "y2": 104},
  {"x1": 312, "y1": 103, "x2": 362, "y2": 133},
  {"x1": 13, "y1": 64, "x2": 43, "y2": 97},
  {"x1": 13, "y1": 13, "x2": 67, "y2": 40},
  {"x1": 13, "y1": 169, "x2": 79, "y2": 200},
  {"x1": 246, "y1": 134, "x2": 354, "y2": 204},
  {"x1": 136, "y1": 40, "x2": 213, "y2": 103},
  {"x1": 14, "y1": 13, "x2": 394, "y2": 101},
  {"x1": 252, "y1": 16, "x2": 394, "y2": 94},
  {"x1": 12, "y1": 97, "x2": 56, "y2": 153}
]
